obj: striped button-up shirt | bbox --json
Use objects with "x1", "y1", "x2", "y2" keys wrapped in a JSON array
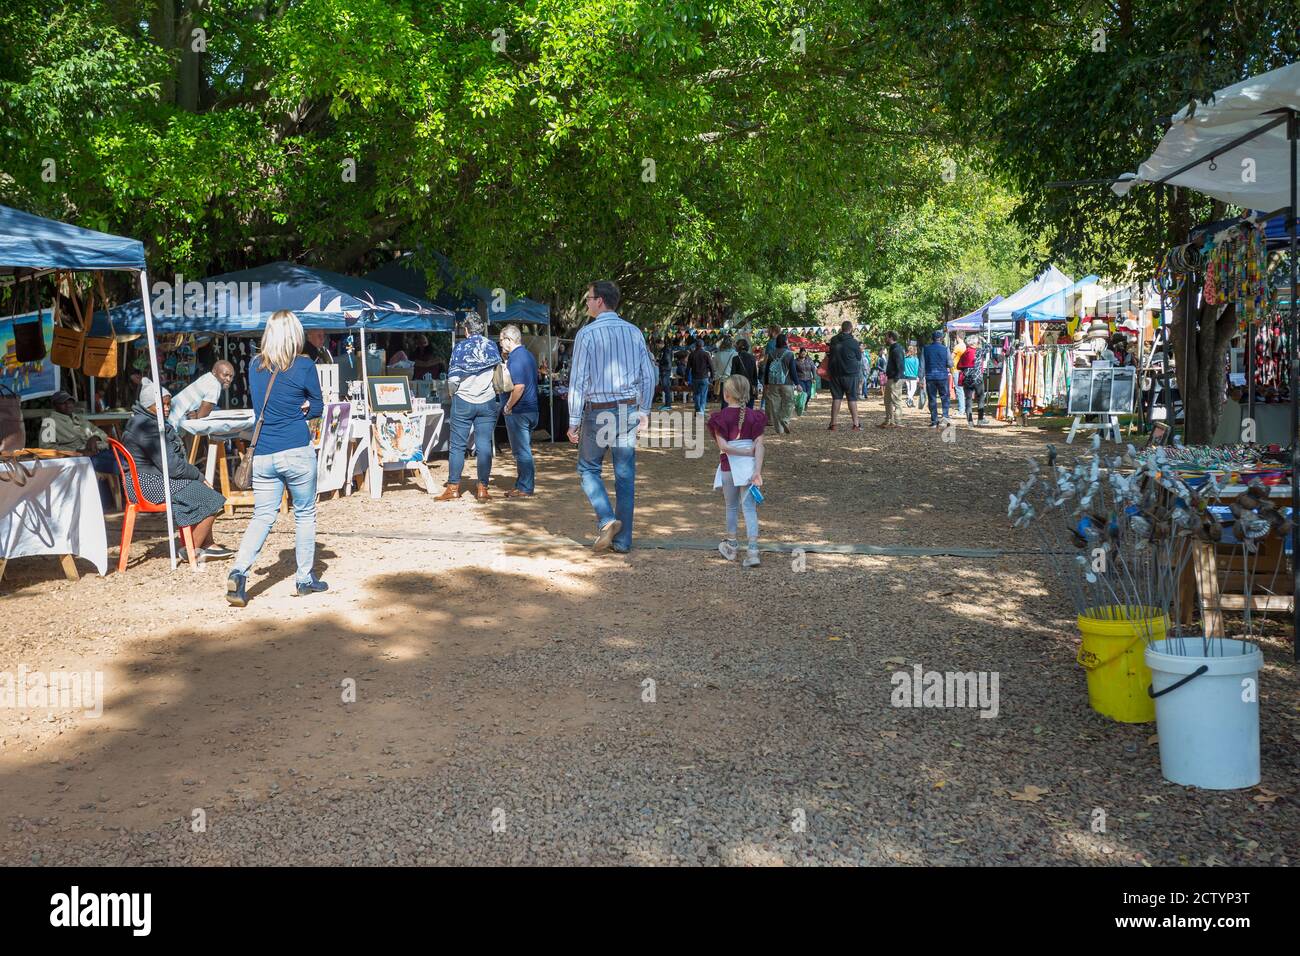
[{"x1": 567, "y1": 311, "x2": 658, "y2": 420}]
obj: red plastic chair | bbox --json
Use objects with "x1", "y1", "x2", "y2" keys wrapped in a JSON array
[{"x1": 107, "y1": 438, "x2": 199, "y2": 573}]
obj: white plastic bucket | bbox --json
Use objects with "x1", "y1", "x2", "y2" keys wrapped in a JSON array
[{"x1": 1144, "y1": 638, "x2": 1263, "y2": 790}]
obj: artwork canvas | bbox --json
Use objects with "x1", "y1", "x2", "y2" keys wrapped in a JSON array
[
  {"x1": 1067, "y1": 369, "x2": 1092, "y2": 415},
  {"x1": 368, "y1": 375, "x2": 412, "y2": 413},
  {"x1": 316, "y1": 401, "x2": 352, "y2": 493},
  {"x1": 373, "y1": 412, "x2": 424, "y2": 464}
]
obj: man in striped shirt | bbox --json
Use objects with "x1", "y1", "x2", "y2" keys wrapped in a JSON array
[{"x1": 567, "y1": 280, "x2": 658, "y2": 554}]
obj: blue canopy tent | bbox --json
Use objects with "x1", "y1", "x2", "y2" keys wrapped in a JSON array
[
  {"x1": 93, "y1": 261, "x2": 456, "y2": 494},
  {"x1": 946, "y1": 295, "x2": 1004, "y2": 332},
  {"x1": 364, "y1": 251, "x2": 551, "y2": 326},
  {"x1": 1012, "y1": 275, "x2": 1101, "y2": 323},
  {"x1": 0, "y1": 204, "x2": 180, "y2": 570},
  {"x1": 94, "y1": 261, "x2": 455, "y2": 335}
]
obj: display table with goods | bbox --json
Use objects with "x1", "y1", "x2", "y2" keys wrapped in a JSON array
[
  {"x1": 178, "y1": 411, "x2": 259, "y2": 516},
  {"x1": 0, "y1": 452, "x2": 107, "y2": 581},
  {"x1": 1009, "y1": 437, "x2": 1282, "y2": 789}
]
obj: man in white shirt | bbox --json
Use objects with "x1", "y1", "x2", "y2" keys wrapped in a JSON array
[
  {"x1": 168, "y1": 360, "x2": 235, "y2": 429},
  {"x1": 567, "y1": 280, "x2": 657, "y2": 554}
]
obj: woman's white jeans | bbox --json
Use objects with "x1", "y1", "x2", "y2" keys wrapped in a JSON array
[{"x1": 232, "y1": 446, "x2": 318, "y2": 585}]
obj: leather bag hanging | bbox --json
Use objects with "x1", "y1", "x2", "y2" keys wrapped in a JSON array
[
  {"x1": 233, "y1": 368, "x2": 279, "y2": 490},
  {"x1": 49, "y1": 273, "x2": 88, "y2": 368},
  {"x1": 81, "y1": 274, "x2": 118, "y2": 378},
  {"x1": 0, "y1": 383, "x2": 24, "y2": 452},
  {"x1": 10, "y1": 281, "x2": 46, "y2": 363}
]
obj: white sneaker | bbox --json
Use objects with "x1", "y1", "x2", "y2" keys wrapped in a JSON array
[
  {"x1": 718, "y1": 539, "x2": 738, "y2": 561},
  {"x1": 742, "y1": 548, "x2": 760, "y2": 568}
]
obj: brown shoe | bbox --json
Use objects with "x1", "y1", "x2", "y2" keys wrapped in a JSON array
[
  {"x1": 435, "y1": 482, "x2": 462, "y2": 501},
  {"x1": 474, "y1": 482, "x2": 491, "y2": 502},
  {"x1": 504, "y1": 489, "x2": 533, "y2": 498}
]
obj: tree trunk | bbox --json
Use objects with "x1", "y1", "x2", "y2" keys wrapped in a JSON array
[{"x1": 1169, "y1": 286, "x2": 1236, "y2": 444}]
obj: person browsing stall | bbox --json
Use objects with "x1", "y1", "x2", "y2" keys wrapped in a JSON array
[
  {"x1": 498, "y1": 324, "x2": 540, "y2": 498},
  {"x1": 437, "y1": 313, "x2": 502, "y2": 502},
  {"x1": 226, "y1": 310, "x2": 326, "y2": 606}
]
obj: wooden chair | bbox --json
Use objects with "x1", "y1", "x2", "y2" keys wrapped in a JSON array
[{"x1": 106, "y1": 438, "x2": 199, "y2": 573}]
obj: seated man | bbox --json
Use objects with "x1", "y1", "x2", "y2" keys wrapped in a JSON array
[
  {"x1": 168, "y1": 360, "x2": 235, "y2": 430},
  {"x1": 40, "y1": 389, "x2": 116, "y2": 480}
]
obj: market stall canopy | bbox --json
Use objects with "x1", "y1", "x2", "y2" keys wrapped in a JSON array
[
  {"x1": 986, "y1": 266, "x2": 1074, "y2": 327},
  {"x1": 946, "y1": 294, "x2": 1004, "y2": 331},
  {"x1": 1013, "y1": 275, "x2": 1101, "y2": 323},
  {"x1": 365, "y1": 251, "x2": 550, "y2": 326},
  {"x1": 1093, "y1": 280, "x2": 1161, "y2": 318},
  {"x1": 0, "y1": 204, "x2": 145, "y2": 277},
  {"x1": 1112, "y1": 61, "x2": 1300, "y2": 210},
  {"x1": 94, "y1": 261, "x2": 455, "y2": 335}
]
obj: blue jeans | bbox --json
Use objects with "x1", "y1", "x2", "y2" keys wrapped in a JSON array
[
  {"x1": 954, "y1": 377, "x2": 966, "y2": 415},
  {"x1": 503, "y1": 410, "x2": 538, "y2": 493},
  {"x1": 577, "y1": 403, "x2": 637, "y2": 551},
  {"x1": 926, "y1": 379, "x2": 951, "y2": 424},
  {"x1": 448, "y1": 394, "x2": 499, "y2": 485},
  {"x1": 693, "y1": 380, "x2": 710, "y2": 412},
  {"x1": 232, "y1": 445, "x2": 318, "y2": 585},
  {"x1": 658, "y1": 371, "x2": 673, "y2": 407}
]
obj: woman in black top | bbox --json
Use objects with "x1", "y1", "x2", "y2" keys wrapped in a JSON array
[{"x1": 729, "y1": 339, "x2": 759, "y2": 409}]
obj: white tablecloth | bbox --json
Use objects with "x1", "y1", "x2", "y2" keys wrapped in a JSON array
[
  {"x1": 0, "y1": 457, "x2": 108, "y2": 575},
  {"x1": 180, "y1": 411, "x2": 256, "y2": 439}
]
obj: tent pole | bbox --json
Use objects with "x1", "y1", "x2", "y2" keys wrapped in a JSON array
[
  {"x1": 137, "y1": 269, "x2": 178, "y2": 571},
  {"x1": 547, "y1": 324, "x2": 555, "y2": 442},
  {"x1": 1286, "y1": 108, "x2": 1298, "y2": 662},
  {"x1": 360, "y1": 323, "x2": 376, "y2": 498}
]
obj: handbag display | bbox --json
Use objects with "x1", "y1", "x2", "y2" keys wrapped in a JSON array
[
  {"x1": 82, "y1": 274, "x2": 118, "y2": 378},
  {"x1": 49, "y1": 273, "x2": 93, "y2": 369},
  {"x1": 10, "y1": 282, "x2": 45, "y2": 363},
  {"x1": 0, "y1": 384, "x2": 24, "y2": 452},
  {"x1": 233, "y1": 368, "x2": 279, "y2": 490}
]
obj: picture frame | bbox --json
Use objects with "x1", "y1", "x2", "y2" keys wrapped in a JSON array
[{"x1": 367, "y1": 375, "x2": 412, "y2": 413}]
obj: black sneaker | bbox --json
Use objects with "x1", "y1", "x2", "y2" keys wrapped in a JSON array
[
  {"x1": 295, "y1": 577, "x2": 329, "y2": 597},
  {"x1": 201, "y1": 545, "x2": 235, "y2": 559},
  {"x1": 226, "y1": 572, "x2": 248, "y2": 608}
]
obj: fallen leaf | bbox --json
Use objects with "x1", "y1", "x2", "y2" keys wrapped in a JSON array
[
  {"x1": 1141, "y1": 795, "x2": 1163, "y2": 804},
  {"x1": 881, "y1": 656, "x2": 907, "y2": 666},
  {"x1": 1253, "y1": 788, "x2": 1279, "y2": 804},
  {"x1": 1147, "y1": 734, "x2": 1159, "y2": 746},
  {"x1": 1009, "y1": 785, "x2": 1051, "y2": 803},
  {"x1": 933, "y1": 780, "x2": 946, "y2": 789},
  {"x1": 827, "y1": 635, "x2": 842, "y2": 642},
  {"x1": 1134, "y1": 812, "x2": 1152, "y2": 820},
  {"x1": 880, "y1": 731, "x2": 899, "y2": 739}
]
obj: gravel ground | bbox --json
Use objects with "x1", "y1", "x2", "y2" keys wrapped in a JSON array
[{"x1": 1, "y1": 393, "x2": 1296, "y2": 865}]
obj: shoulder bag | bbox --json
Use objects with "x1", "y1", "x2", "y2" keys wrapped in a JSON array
[{"x1": 233, "y1": 368, "x2": 279, "y2": 490}]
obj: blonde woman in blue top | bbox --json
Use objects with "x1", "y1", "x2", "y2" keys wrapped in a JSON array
[{"x1": 227, "y1": 310, "x2": 325, "y2": 607}]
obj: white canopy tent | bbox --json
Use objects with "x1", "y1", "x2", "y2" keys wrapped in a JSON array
[
  {"x1": 985, "y1": 266, "x2": 1074, "y2": 329},
  {"x1": 1112, "y1": 61, "x2": 1300, "y2": 209}
]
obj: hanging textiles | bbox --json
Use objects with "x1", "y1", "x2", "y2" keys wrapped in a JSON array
[{"x1": 995, "y1": 345, "x2": 1073, "y2": 420}]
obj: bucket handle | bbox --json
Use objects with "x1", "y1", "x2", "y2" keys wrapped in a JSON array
[{"x1": 1147, "y1": 665, "x2": 1209, "y2": 699}]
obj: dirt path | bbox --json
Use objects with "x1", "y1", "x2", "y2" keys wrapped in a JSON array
[{"x1": 1, "y1": 394, "x2": 1295, "y2": 864}]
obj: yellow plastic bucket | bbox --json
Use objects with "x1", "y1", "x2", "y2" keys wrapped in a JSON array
[{"x1": 1076, "y1": 606, "x2": 1165, "y2": 723}]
